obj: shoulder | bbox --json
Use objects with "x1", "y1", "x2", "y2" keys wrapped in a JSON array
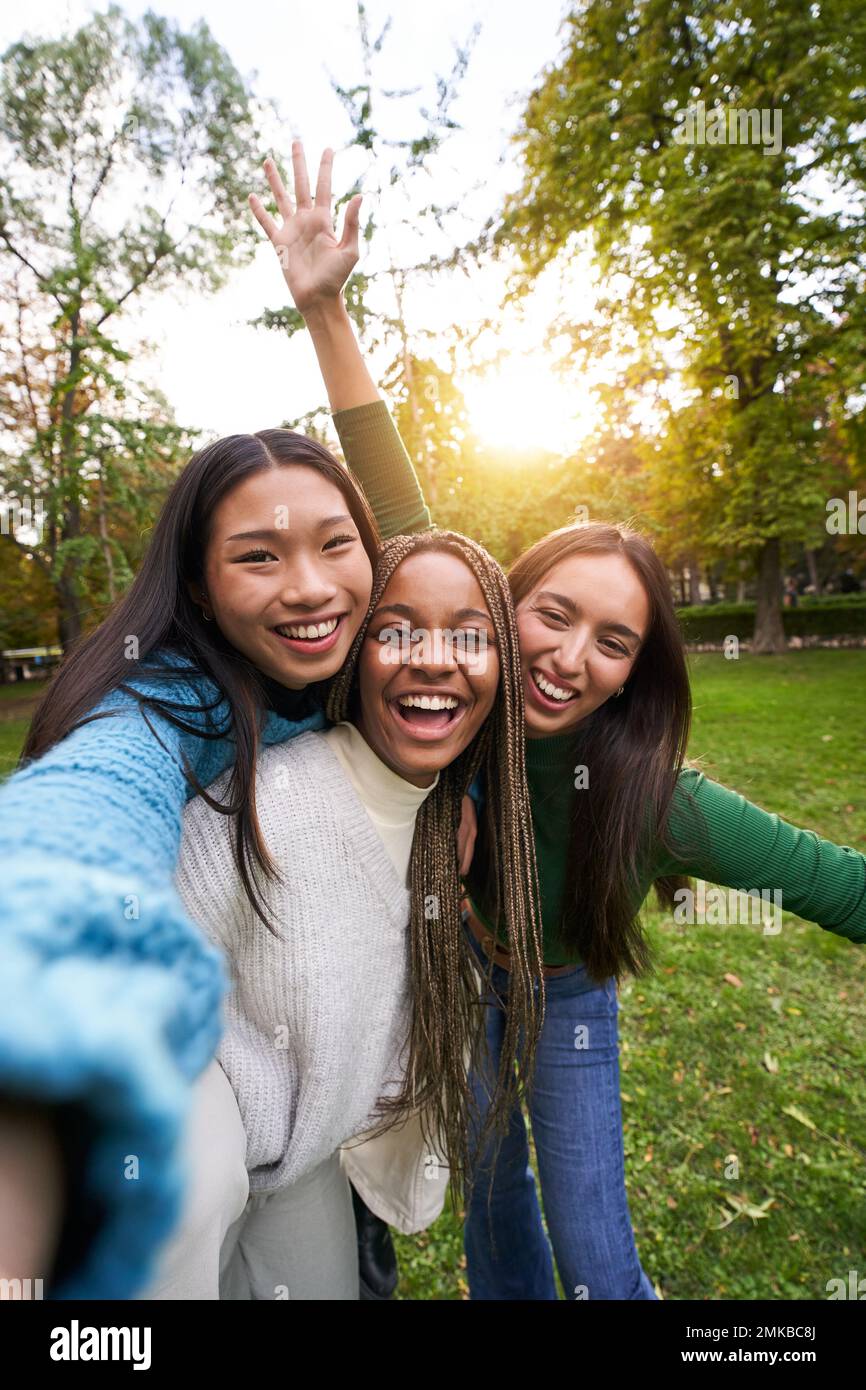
[
  {"x1": 254, "y1": 731, "x2": 347, "y2": 805},
  {"x1": 95, "y1": 647, "x2": 224, "y2": 722}
]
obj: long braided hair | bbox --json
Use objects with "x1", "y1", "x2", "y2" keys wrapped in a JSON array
[{"x1": 327, "y1": 528, "x2": 545, "y2": 1207}]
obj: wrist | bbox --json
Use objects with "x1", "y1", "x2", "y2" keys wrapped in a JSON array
[{"x1": 300, "y1": 297, "x2": 352, "y2": 336}]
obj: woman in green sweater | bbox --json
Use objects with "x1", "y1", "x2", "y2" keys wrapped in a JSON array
[
  {"x1": 293, "y1": 190, "x2": 866, "y2": 1299},
  {"x1": 459, "y1": 519, "x2": 865, "y2": 1300}
]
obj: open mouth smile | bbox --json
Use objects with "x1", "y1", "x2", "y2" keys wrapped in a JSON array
[
  {"x1": 387, "y1": 690, "x2": 469, "y2": 743},
  {"x1": 271, "y1": 614, "x2": 346, "y2": 655},
  {"x1": 528, "y1": 666, "x2": 581, "y2": 711}
]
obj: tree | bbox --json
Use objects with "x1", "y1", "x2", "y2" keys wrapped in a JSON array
[
  {"x1": 0, "y1": 6, "x2": 265, "y2": 647},
  {"x1": 501, "y1": 0, "x2": 866, "y2": 650}
]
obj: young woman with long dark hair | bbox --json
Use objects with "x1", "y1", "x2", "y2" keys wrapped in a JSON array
[
  {"x1": 0, "y1": 145, "x2": 438, "y2": 1299},
  {"x1": 299, "y1": 296, "x2": 866, "y2": 1300}
]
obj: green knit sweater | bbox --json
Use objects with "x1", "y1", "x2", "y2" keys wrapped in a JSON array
[{"x1": 467, "y1": 730, "x2": 866, "y2": 965}]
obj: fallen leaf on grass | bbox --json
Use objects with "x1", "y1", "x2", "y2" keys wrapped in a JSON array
[
  {"x1": 715, "y1": 1194, "x2": 776, "y2": 1229},
  {"x1": 724, "y1": 972, "x2": 744, "y2": 987},
  {"x1": 763, "y1": 1051, "x2": 780, "y2": 1073},
  {"x1": 782, "y1": 1104, "x2": 816, "y2": 1131}
]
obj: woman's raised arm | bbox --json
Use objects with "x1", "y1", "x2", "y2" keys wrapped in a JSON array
[{"x1": 250, "y1": 142, "x2": 431, "y2": 538}]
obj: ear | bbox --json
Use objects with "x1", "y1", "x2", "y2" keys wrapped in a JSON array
[{"x1": 187, "y1": 579, "x2": 210, "y2": 617}]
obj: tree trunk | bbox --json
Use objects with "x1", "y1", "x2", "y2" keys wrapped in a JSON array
[
  {"x1": 736, "y1": 578, "x2": 747, "y2": 602},
  {"x1": 752, "y1": 538, "x2": 787, "y2": 653},
  {"x1": 97, "y1": 465, "x2": 116, "y2": 604},
  {"x1": 687, "y1": 553, "x2": 701, "y2": 605},
  {"x1": 56, "y1": 573, "x2": 84, "y2": 650},
  {"x1": 805, "y1": 547, "x2": 821, "y2": 595},
  {"x1": 57, "y1": 309, "x2": 85, "y2": 651}
]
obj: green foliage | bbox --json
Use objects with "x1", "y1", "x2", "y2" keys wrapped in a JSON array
[
  {"x1": 0, "y1": 5, "x2": 266, "y2": 645},
  {"x1": 501, "y1": 0, "x2": 866, "y2": 644}
]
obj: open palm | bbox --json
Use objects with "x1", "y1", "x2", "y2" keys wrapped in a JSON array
[{"x1": 249, "y1": 142, "x2": 362, "y2": 314}]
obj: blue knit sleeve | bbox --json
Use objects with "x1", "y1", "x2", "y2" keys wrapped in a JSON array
[{"x1": 0, "y1": 651, "x2": 324, "y2": 1298}]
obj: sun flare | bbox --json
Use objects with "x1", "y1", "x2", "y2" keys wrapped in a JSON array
[{"x1": 460, "y1": 356, "x2": 601, "y2": 457}]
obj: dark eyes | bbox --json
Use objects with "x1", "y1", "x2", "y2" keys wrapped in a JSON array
[
  {"x1": 232, "y1": 533, "x2": 357, "y2": 564},
  {"x1": 537, "y1": 608, "x2": 628, "y2": 657},
  {"x1": 233, "y1": 548, "x2": 274, "y2": 563}
]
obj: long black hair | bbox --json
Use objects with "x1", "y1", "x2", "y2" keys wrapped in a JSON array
[{"x1": 22, "y1": 429, "x2": 380, "y2": 929}]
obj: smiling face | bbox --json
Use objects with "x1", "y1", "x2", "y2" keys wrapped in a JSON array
[
  {"x1": 516, "y1": 550, "x2": 651, "y2": 737},
  {"x1": 195, "y1": 464, "x2": 374, "y2": 690},
  {"x1": 355, "y1": 549, "x2": 501, "y2": 786}
]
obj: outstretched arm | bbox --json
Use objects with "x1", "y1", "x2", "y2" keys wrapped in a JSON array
[
  {"x1": 657, "y1": 769, "x2": 866, "y2": 944},
  {"x1": 250, "y1": 142, "x2": 431, "y2": 536},
  {"x1": 0, "y1": 658, "x2": 322, "y2": 1297}
]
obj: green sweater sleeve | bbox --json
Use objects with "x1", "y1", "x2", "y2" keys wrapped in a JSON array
[
  {"x1": 332, "y1": 400, "x2": 432, "y2": 538},
  {"x1": 653, "y1": 768, "x2": 866, "y2": 944}
]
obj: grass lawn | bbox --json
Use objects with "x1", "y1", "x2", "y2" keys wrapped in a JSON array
[
  {"x1": 2, "y1": 654, "x2": 864, "y2": 1299},
  {"x1": 0, "y1": 679, "x2": 46, "y2": 777}
]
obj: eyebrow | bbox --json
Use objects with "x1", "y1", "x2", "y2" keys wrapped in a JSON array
[
  {"x1": 535, "y1": 590, "x2": 642, "y2": 643},
  {"x1": 374, "y1": 603, "x2": 494, "y2": 624},
  {"x1": 224, "y1": 515, "x2": 354, "y2": 544}
]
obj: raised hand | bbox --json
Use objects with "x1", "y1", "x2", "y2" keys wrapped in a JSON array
[{"x1": 249, "y1": 141, "x2": 362, "y2": 316}]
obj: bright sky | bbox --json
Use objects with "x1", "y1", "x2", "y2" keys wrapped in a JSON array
[{"x1": 2, "y1": 0, "x2": 606, "y2": 456}]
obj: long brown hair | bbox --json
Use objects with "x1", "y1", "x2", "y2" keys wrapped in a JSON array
[
  {"x1": 21, "y1": 430, "x2": 380, "y2": 931},
  {"x1": 328, "y1": 528, "x2": 546, "y2": 1206},
  {"x1": 509, "y1": 521, "x2": 700, "y2": 983}
]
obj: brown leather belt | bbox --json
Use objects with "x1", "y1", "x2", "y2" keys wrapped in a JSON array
[{"x1": 462, "y1": 898, "x2": 577, "y2": 978}]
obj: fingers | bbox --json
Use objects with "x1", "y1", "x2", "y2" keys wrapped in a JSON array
[
  {"x1": 315, "y1": 147, "x2": 334, "y2": 209},
  {"x1": 263, "y1": 156, "x2": 294, "y2": 221},
  {"x1": 248, "y1": 192, "x2": 279, "y2": 243},
  {"x1": 291, "y1": 139, "x2": 311, "y2": 209},
  {"x1": 338, "y1": 193, "x2": 363, "y2": 255}
]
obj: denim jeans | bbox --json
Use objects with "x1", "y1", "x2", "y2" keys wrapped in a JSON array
[{"x1": 463, "y1": 917, "x2": 658, "y2": 1301}]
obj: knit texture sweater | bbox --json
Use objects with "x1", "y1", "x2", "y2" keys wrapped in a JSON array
[
  {"x1": 0, "y1": 400, "x2": 429, "y2": 1300},
  {"x1": 467, "y1": 730, "x2": 866, "y2": 964},
  {"x1": 175, "y1": 725, "x2": 436, "y2": 1193}
]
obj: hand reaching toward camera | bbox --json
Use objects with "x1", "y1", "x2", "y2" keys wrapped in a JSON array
[{"x1": 249, "y1": 142, "x2": 362, "y2": 316}]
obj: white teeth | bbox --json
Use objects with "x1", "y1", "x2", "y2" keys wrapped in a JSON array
[
  {"x1": 396, "y1": 694, "x2": 459, "y2": 711},
  {"x1": 276, "y1": 617, "x2": 339, "y2": 639},
  {"x1": 532, "y1": 669, "x2": 577, "y2": 702}
]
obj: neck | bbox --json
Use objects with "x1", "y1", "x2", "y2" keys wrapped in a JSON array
[{"x1": 351, "y1": 718, "x2": 436, "y2": 788}]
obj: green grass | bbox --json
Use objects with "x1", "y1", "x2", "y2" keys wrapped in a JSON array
[
  {"x1": 0, "y1": 679, "x2": 47, "y2": 704},
  {"x1": 0, "y1": 718, "x2": 30, "y2": 776},
  {"x1": 0, "y1": 679, "x2": 45, "y2": 776},
  {"x1": 2, "y1": 656, "x2": 864, "y2": 1299}
]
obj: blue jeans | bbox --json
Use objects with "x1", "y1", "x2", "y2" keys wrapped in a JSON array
[{"x1": 463, "y1": 917, "x2": 658, "y2": 1301}]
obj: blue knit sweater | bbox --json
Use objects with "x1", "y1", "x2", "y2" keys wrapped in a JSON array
[{"x1": 0, "y1": 401, "x2": 431, "y2": 1300}]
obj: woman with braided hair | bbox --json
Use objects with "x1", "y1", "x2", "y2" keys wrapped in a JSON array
[{"x1": 138, "y1": 526, "x2": 546, "y2": 1298}]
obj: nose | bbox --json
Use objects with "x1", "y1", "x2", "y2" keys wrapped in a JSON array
[
  {"x1": 276, "y1": 553, "x2": 338, "y2": 612},
  {"x1": 407, "y1": 627, "x2": 461, "y2": 677},
  {"x1": 552, "y1": 624, "x2": 590, "y2": 680}
]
